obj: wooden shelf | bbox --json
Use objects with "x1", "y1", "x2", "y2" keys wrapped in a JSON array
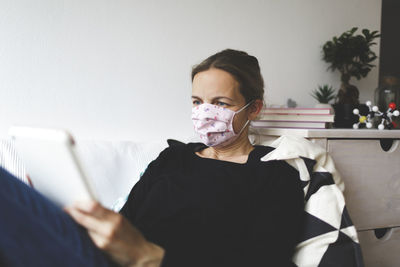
[{"x1": 250, "y1": 127, "x2": 400, "y2": 139}]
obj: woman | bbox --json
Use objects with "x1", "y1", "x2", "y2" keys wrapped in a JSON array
[{"x1": 0, "y1": 49, "x2": 304, "y2": 267}]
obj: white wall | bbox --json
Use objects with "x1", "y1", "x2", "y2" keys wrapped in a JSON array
[{"x1": 0, "y1": 0, "x2": 382, "y2": 141}]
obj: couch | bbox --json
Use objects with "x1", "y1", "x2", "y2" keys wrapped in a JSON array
[{"x1": 0, "y1": 135, "x2": 364, "y2": 266}]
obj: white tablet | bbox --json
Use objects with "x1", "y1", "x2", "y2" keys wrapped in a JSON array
[{"x1": 9, "y1": 126, "x2": 96, "y2": 207}]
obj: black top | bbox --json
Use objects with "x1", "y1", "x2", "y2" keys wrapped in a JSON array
[{"x1": 120, "y1": 142, "x2": 304, "y2": 267}]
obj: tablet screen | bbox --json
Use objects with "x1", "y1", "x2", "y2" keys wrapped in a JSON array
[{"x1": 9, "y1": 127, "x2": 96, "y2": 207}]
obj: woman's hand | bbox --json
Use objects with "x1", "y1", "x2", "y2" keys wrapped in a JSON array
[{"x1": 64, "y1": 201, "x2": 164, "y2": 267}]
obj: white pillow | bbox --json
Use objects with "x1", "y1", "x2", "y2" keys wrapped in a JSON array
[{"x1": 76, "y1": 139, "x2": 168, "y2": 209}]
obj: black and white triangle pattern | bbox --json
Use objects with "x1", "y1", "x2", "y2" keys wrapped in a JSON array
[{"x1": 291, "y1": 157, "x2": 364, "y2": 267}]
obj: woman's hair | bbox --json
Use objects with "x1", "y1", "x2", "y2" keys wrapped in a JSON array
[{"x1": 191, "y1": 49, "x2": 264, "y2": 103}]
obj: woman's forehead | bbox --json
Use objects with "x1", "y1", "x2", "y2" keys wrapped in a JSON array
[
  {"x1": 192, "y1": 69, "x2": 242, "y2": 99},
  {"x1": 192, "y1": 87, "x2": 239, "y2": 98}
]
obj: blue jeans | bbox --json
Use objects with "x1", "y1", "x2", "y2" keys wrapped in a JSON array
[{"x1": 0, "y1": 167, "x2": 117, "y2": 267}]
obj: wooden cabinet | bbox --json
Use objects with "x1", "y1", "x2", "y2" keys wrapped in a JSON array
[
  {"x1": 327, "y1": 139, "x2": 400, "y2": 231},
  {"x1": 250, "y1": 128, "x2": 400, "y2": 267}
]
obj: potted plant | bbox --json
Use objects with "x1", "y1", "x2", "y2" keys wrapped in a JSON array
[
  {"x1": 310, "y1": 84, "x2": 336, "y2": 114},
  {"x1": 311, "y1": 84, "x2": 336, "y2": 104},
  {"x1": 322, "y1": 27, "x2": 380, "y2": 127}
]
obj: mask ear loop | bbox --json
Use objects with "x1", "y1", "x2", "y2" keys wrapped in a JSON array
[
  {"x1": 234, "y1": 100, "x2": 254, "y2": 135},
  {"x1": 235, "y1": 100, "x2": 254, "y2": 114},
  {"x1": 237, "y1": 119, "x2": 250, "y2": 135}
]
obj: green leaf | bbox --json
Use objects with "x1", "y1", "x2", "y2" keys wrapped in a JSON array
[
  {"x1": 310, "y1": 84, "x2": 336, "y2": 103},
  {"x1": 321, "y1": 27, "x2": 380, "y2": 87},
  {"x1": 350, "y1": 27, "x2": 358, "y2": 34}
]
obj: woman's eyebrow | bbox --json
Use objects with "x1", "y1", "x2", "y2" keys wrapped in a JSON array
[
  {"x1": 191, "y1": 96, "x2": 234, "y2": 102},
  {"x1": 213, "y1": 96, "x2": 234, "y2": 101}
]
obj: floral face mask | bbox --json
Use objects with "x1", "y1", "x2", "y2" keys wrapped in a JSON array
[{"x1": 191, "y1": 102, "x2": 252, "y2": 147}]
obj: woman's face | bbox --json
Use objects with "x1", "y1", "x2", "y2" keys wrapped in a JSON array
[{"x1": 191, "y1": 68, "x2": 250, "y2": 134}]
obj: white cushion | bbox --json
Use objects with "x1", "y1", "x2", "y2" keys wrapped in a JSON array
[
  {"x1": 0, "y1": 138, "x2": 169, "y2": 209},
  {"x1": 75, "y1": 139, "x2": 169, "y2": 208},
  {"x1": 0, "y1": 139, "x2": 27, "y2": 183}
]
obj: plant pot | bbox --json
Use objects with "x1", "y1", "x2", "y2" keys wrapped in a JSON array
[
  {"x1": 332, "y1": 103, "x2": 368, "y2": 128},
  {"x1": 314, "y1": 103, "x2": 335, "y2": 115}
]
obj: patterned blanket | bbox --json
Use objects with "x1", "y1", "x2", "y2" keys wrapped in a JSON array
[{"x1": 260, "y1": 135, "x2": 364, "y2": 267}]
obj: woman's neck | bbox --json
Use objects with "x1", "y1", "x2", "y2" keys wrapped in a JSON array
[{"x1": 198, "y1": 129, "x2": 254, "y2": 163}]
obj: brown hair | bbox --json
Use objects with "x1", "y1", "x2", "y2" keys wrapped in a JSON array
[{"x1": 191, "y1": 49, "x2": 264, "y2": 103}]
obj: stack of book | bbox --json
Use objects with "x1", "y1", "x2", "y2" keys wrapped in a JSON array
[{"x1": 250, "y1": 107, "x2": 334, "y2": 129}]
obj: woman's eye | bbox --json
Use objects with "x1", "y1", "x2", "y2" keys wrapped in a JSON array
[
  {"x1": 192, "y1": 100, "x2": 201, "y2": 106},
  {"x1": 216, "y1": 101, "x2": 228, "y2": 106}
]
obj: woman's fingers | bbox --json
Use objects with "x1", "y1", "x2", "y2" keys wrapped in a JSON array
[
  {"x1": 64, "y1": 202, "x2": 164, "y2": 266},
  {"x1": 65, "y1": 206, "x2": 117, "y2": 247},
  {"x1": 71, "y1": 201, "x2": 110, "y2": 219},
  {"x1": 65, "y1": 202, "x2": 128, "y2": 246},
  {"x1": 65, "y1": 206, "x2": 103, "y2": 229},
  {"x1": 65, "y1": 205, "x2": 139, "y2": 264},
  {"x1": 65, "y1": 206, "x2": 116, "y2": 238},
  {"x1": 86, "y1": 229, "x2": 111, "y2": 250}
]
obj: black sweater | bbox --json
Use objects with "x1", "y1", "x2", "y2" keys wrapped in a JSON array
[{"x1": 120, "y1": 142, "x2": 304, "y2": 267}]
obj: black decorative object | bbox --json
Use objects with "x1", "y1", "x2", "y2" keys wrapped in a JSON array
[{"x1": 332, "y1": 103, "x2": 368, "y2": 128}]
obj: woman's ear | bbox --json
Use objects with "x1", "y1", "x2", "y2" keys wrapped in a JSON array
[{"x1": 248, "y1": 99, "x2": 263, "y2": 120}]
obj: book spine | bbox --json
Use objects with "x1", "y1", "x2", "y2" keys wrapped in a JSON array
[
  {"x1": 250, "y1": 125, "x2": 326, "y2": 129},
  {"x1": 260, "y1": 113, "x2": 331, "y2": 116},
  {"x1": 255, "y1": 120, "x2": 331, "y2": 123},
  {"x1": 262, "y1": 108, "x2": 330, "y2": 114}
]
